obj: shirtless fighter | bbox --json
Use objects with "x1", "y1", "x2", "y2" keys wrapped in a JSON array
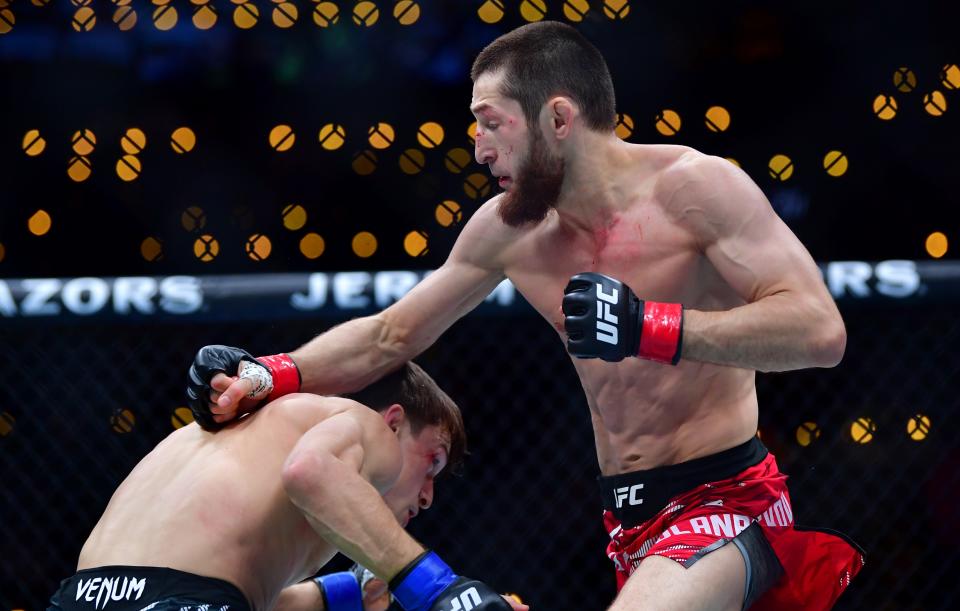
[
  {"x1": 49, "y1": 363, "x2": 522, "y2": 611},
  {"x1": 188, "y1": 21, "x2": 864, "y2": 610}
]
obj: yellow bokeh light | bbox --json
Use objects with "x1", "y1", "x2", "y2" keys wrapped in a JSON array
[
  {"x1": 193, "y1": 234, "x2": 219, "y2": 262},
  {"x1": 368, "y1": 123, "x2": 395, "y2": 149},
  {"x1": 563, "y1": 0, "x2": 590, "y2": 22},
  {"x1": 906, "y1": 414, "x2": 931, "y2": 441},
  {"x1": 300, "y1": 232, "x2": 325, "y2": 259},
  {"x1": 925, "y1": 231, "x2": 948, "y2": 258},
  {"x1": 71, "y1": 129, "x2": 97, "y2": 156},
  {"x1": 0, "y1": 411, "x2": 14, "y2": 437},
  {"x1": 704, "y1": 106, "x2": 731, "y2": 132},
  {"x1": 849, "y1": 417, "x2": 876, "y2": 444},
  {"x1": 940, "y1": 64, "x2": 960, "y2": 90},
  {"x1": 113, "y1": 6, "x2": 138, "y2": 31},
  {"x1": 282, "y1": 204, "x2": 307, "y2": 230},
  {"x1": 116, "y1": 155, "x2": 142, "y2": 181},
  {"x1": 444, "y1": 148, "x2": 472, "y2": 173},
  {"x1": 245, "y1": 233, "x2": 272, "y2": 261},
  {"x1": 417, "y1": 122, "x2": 445, "y2": 149},
  {"x1": 121, "y1": 128, "x2": 147, "y2": 155},
  {"x1": 923, "y1": 90, "x2": 948, "y2": 117},
  {"x1": 28, "y1": 209, "x2": 52, "y2": 236},
  {"x1": 519, "y1": 0, "x2": 546, "y2": 23},
  {"x1": 352, "y1": 231, "x2": 378, "y2": 258},
  {"x1": 72, "y1": 7, "x2": 97, "y2": 31},
  {"x1": 193, "y1": 4, "x2": 217, "y2": 29},
  {"x1": 272, "y1": 2, "x2": 298, "y2": 27},
  {"x1": 352, "y1": 150, "x2": 378, "y2": 175},
  {"x1": 352, "y1": 1, "x2": 378, "y2": 26},
  {"x1": 22, "y1": 129, "x2": 46, "y2": 156},
  {"x1": 181, "y1": 206, "x2": 207, "y2": 232},
  {"x1": 435, "y1": 200, "x2": 463, "y2": 227},
  {"x1": 171, "y1": 126, "x2": 196, "y2": 153},
  {"x1": 312, "y1": 2, "x2": 340, "y2": 27},
  {"x1": 171, "y1": 407, "x2": 194, "y2": 429},
  {"x1": 399, "y1": 148, "x2": 426, "y2": 175},
  {"x1": 477, "y1": 0, "x2": 504, "y2": 24},
  {"x1": 404, "y1": 230, "x2": 429, "y2": 257},
  {"x1": 233, "y1": 2, "x2": 259, "y2": 29},
  {"x1": 795, "y1": 422, "x2": 820, "y2": 447},
  {"x1": 893, "y1": 67, "x2": 916, "y2": 93},
  {"x1": 467, "y1": 121, "x2": 477, "y2": 145},
  {"x1": 823, "y1": 151, "x2": 848, "y2": 177},
  {"x1": 463, "y1": 173, "x2": 491, "y2": 200},
  {"x1": 615, "y1": 113, "x2": 634, "y2": 139},
  {"x1": 152, "y1": 5, "x2": 178, "y2": 30},
  {"x1": 768, "y1": 154, "x2": 794, "y2": 181},
  {"x1": 0, "y1": 8, "x2": 15, "y2": 35},
  {"x1": 67, "y1": 156, "x2": 92, "y2": 182},
  {"x1": 269, "y1": 124, "x2": 296, "y2": 151},
  {"x1": 393, "y1": 0, "x2": 419, "y2": 25},
  {"x1": 872, "y1": 94, "x2": 897, "y2": 120},
  {"x1": 111, "y1": 408, "x2": 136, "y2": 434},
  {"x1": 654, "y1": 109, "x2": 681, "y2": 136},
  {"x1": 0, "y1": 242, "x2": 5, "y2": 263},
  {"x1": 140, "y1": 237, "x2": 163, "y2": 262},
  {"x1": 602, "y1": 0, "x2": 630, "y2": 20},
  {"x1": 318, "y1": 123, "x2": 346, "y2": 150}
]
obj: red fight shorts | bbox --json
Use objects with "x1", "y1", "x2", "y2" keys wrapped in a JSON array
[{"x1": 601, "y1": 439, "x2": 865, "y2": 609}]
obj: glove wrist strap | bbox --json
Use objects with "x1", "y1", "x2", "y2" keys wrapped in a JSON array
[
  {"x1": 315, "y1": 572, "x2": 362, "y2": 611},
  {"x1": 258, "y1": 353, "x2": 301, "y2": 400},
  {"x1": 637, "y1": 301, "x2": 684, "y2": 365},
  {"x1": 390, "y1": 551, "x2": 457, "y2": 611}
]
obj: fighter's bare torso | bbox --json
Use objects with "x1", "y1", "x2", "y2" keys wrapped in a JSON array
[
  {"x1": 78, "y1": 396, "x2": 350, "y2": 611},
  {"x1": 483, "y1": 144, "x2": 758, "y2": 475}
]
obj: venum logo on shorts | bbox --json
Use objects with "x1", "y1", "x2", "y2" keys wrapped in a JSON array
[
  {"x1": 614, "y1": 483, "x2": 644, "y2": 508},
  {"x1": 75, "y1": 576, "x2": 146, "y2": 609},
  {"x1": 595, "y1": 283, "x2": 619, "y2": 345}
]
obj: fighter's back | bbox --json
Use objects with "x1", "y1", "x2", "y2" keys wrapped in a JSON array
[{"x1": 78, "y1": 394, "x2": 351, "y2": 610}]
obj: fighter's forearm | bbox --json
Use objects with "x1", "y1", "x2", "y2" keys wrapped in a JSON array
[
  {"x1": 283, "y1": 452, "x2": 424, "y2": 582},
  {"x1": 290, "y1": 314, "x2": 415, "y2": 396},
  {"x1": 680, "y1": 293, "x2": 846, "y2": 372}
]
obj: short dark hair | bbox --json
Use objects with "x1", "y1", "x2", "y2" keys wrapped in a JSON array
[
  {"x1": 346, "y1": 362, "x2": 466, "y2": 475},
  {"x1": 471, "y1": 21, "x2": 616, "y2": 132}
]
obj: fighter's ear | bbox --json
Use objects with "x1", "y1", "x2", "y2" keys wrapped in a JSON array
[
  {"x1": 547, "y1": 96, "x2": 576, "y2": 138},
  {"x1": 382, "y1": 403, "x2": 406, "y2": 434}
]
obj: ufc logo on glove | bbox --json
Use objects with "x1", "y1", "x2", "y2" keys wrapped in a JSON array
[
  {"x1": 595, "y1": 284, "x2": 620, "y2": 345},
  {"x1": 446, "y1": 587, "x2": 481, "y2": 611}
]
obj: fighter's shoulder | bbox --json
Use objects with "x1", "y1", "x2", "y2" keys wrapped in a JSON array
[
  {"x1": 451, "y1": 194, "x2": 527, "y2": 266},
  {"x1": 651, "y1": 146, "x2": 747, "y2": 205},
  {"x1": 268, "y1": 393, "x2": 384, "y2": 433}
]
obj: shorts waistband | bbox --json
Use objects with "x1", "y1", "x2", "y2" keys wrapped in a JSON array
[
  {"x1": 598, "y1": 436, "x2": 768, "y2": 528},
  {"x1": 52, "y1": 566, "x2": 251, "y2": 611}
]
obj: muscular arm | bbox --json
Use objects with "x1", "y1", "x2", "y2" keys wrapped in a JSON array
[
  {"x1": 661, "y1": 153, "x2": 846, "y2": 372},
  {"x1": 280, "y1": 401, "x2": 421, "y2": 581},
  {"x1": 213, "y1": 200, "x2": 509, "y2": 411}
]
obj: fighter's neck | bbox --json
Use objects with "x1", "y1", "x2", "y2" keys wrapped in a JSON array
[{"x1": 554, "y1": 138, "x2": 639, "y2": 231}]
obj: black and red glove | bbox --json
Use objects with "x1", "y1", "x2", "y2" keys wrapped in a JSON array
[
  {"x1": 562, "y1": 272, "x2": 683, "y2": 364},
  {"x1": 186, "y1": 344, "x2": 301, "y2": 430}
]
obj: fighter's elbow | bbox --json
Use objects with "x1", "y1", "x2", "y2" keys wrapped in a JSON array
[
  {"x1": 809, "y1": 319, "x2": 846, "y2": 368},
  {"x1": 281, "y1": 452, "x2": 328, "y2": 502}
]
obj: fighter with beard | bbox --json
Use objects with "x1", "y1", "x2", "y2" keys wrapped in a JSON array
[{"x1": 187, "y1": 21, "x2": 864, "y2": 611}]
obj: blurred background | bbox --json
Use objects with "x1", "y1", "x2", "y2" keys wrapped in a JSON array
[{"x1": 1, "y1": 1, "x2": 958, "y2": 610}]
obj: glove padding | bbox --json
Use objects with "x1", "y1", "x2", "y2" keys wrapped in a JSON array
[
  {"x1": 186, "y1": 344, "x2": 262, "y2": 430},
  {"x1": 315, "y1": 571, "x2": 362, "y2": 611},
  {"x1": 425, "y1": 577, "x2": 513, "y2": 611},
  {"x1": 390, "y1": 551, "x2": 512, "y2": 611},
  {"x1": 563, "y1": 272, "x2": 642, "y2": 362}
]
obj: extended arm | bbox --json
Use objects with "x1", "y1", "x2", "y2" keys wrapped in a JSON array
[{"x1": 193, "y1": 200, "x2": 510, "y2": 423}]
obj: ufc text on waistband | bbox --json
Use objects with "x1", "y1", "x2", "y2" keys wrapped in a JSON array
[{"x1": 598, "y1": 437, "x2": 768, "y2": 528}]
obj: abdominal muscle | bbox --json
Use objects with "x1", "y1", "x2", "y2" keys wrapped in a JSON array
[{"x1": 572, "y1": 354, "x2": 759, "y2": 475}]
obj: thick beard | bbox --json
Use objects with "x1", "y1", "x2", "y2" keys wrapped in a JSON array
[{"x1": 497, "y1": 129, "x2": 565, "y2": 227}]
